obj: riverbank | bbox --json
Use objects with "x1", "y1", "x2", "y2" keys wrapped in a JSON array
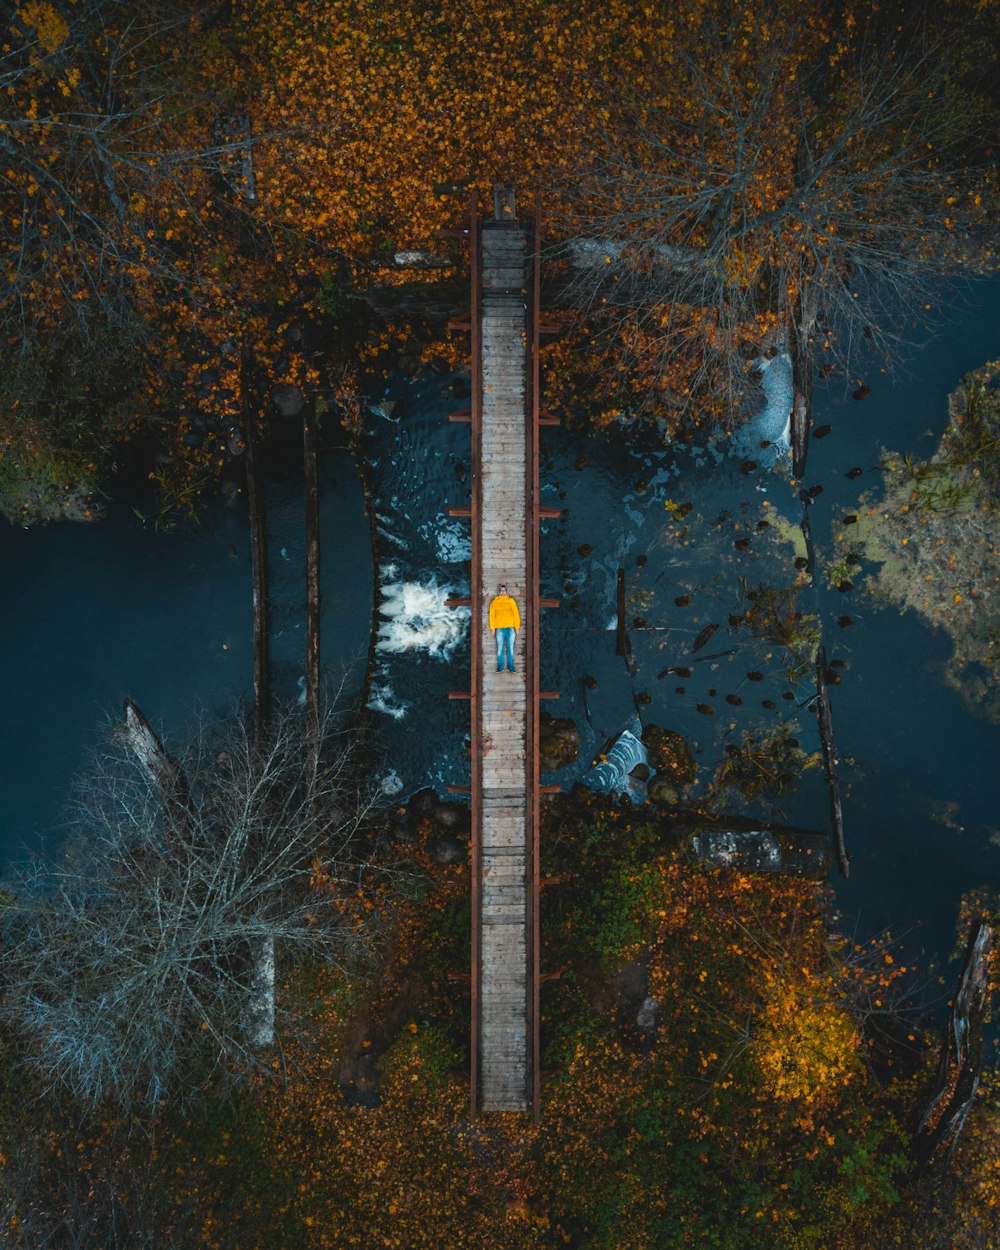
[{"x1": 833, "y1": 361, "x2": 1000, "y2": 722}]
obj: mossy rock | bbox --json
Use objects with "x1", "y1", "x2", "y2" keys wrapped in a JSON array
[
  {"x1": 540, "y1": 715, "x2": 580, "y2": 771},
  {"x1": 644, "y1": 726, "x2": 696, "y2": 784},
  {"x1": 648, "y1": 777, "x2": 681, "y2": 806}
]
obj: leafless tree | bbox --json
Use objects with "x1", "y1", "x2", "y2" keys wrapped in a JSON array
[
  {"x1": 0, "y1": 694, "x2": 383, "y2": 1110},
  {"x1": 560, "y1": 17, "x2": 995, "y2": 463}
]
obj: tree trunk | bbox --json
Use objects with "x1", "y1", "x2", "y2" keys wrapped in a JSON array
[
  {"x1": 304, "y1": 393, "x2": 321, "y2": 735},
  {"x1": 815, "y1": 646, "x2": 849, "y2": 877},
  {"x1": 914, "y1": 921, "x2": 994, "y2": 1171},
  {"x1": 790, "y1": 285, "x2": 820, "y2": 479},
  {"x1": 242, "y1": 347, "x2": 270, "y2": 750},
  {"x1": 122, "y1": 699, "x2": 189, "y2": 828},
  {"x1": 616, "y1": 568, "x2": 629, "y2": 657},
  {"x1": 248, "y1": 933, "x2": 276, "y2": 1048}
]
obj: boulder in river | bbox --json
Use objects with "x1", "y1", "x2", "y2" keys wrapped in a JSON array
[
  {"x1": 648, "y1": 777, "x2": 681, "y2": 806},
  {"x1": 269, "y1": 383, "x2": 305, "y2": 418},
  {"x1": 644, "y1": 726, "x2": 696, "y2": 785},
  {"x1": 429, "y1": 834, "x2": 466, "y2": 865},
  {"x1": 540, "y1": 715, "x2": 580, "y2": 771},
  {"x1": 407, "y1": 787, "x2": 439, "y2": 820},
  {"x1": 433, "y1": 802, "x2": 468, "y2": 832}
]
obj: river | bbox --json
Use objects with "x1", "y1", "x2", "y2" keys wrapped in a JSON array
[{"x1": 1, "y1": 278, "x2": 997, "y2": 977}]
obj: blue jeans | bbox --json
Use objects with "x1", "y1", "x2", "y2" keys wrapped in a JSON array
[{"x1": 495, "y1": 627, "x2": 516, "y2": 672}]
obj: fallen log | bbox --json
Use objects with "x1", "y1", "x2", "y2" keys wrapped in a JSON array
[
  {"x1": 790, "y1": 288, "x2": 819, "y2": 479},
  {"x1": 304, "y1": 393, "x2": 321, "y2": 731},
  {"x1": 616, "y1": 568, "x2": 630, "y2": 658},
  {"x1": 122, "y1": 699, "x2": 189, "y2": 825},
  {"x1": 914, "y1": 920, "x2": 995, "y2": 1171},
  {"x1": 800, "y1": 508, "x2": 817, "y2": 586},
  {"x1": 815, "y1": 645, "x2": 850, "y2": 876},
  {"x1": 242, "y1": 347, "x2": 270, "y2": 749},
  {"x1": 689, "y1": 825, "x2": 831, "y2": 878}
]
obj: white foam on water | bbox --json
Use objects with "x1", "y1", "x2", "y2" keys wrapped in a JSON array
[
  {"x1": 367, "y1": 671, "x2": 408, "y2": 719},
  {"x1": 375, "y1": 514, "x2": 411, "y2": 550},
  {"x1": 730, "y1": 353, "x2": 794, "y2": 465},
  {"x1": 433, "y1": 519, "x2": 472, "y2": 564},
  {"x1": 375, "y1": 576, "x2": 470, "y2": 659}
]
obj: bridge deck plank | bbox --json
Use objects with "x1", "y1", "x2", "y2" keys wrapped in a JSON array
[{"x1": 475, "y1": 218, "x2": 533, "y2": 1113}]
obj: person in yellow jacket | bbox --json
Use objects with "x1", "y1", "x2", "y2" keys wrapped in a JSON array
[{"x1": 488, "y1": 584, "x2": 520, "y2": 673}]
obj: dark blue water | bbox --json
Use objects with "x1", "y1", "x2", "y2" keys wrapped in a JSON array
[
  {"x1": 0, "y1": 441, "x2": 371, "y2": 861},
  {"x1": 1, "y1": 280, "x2": 997, "y2": 977},
  {"x1": 367, "y1": 278, "x2": 1000, "y2": 972}
]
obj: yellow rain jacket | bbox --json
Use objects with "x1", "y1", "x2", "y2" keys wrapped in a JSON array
[{"x1": 489, "y1": 594, "x2": 520, "y2": 631}]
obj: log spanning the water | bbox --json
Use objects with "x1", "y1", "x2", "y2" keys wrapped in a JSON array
[
  {"x1": 914, "y1": 921, "x2": 995, "y2": 1171},
  {"x1": 790, "y1": 287, "x2": 818, "y2": 479},
  {"x1": 304, "y1": 393, "x2": 321, "y2": 730},
  {"x1": 242, "y1": 348, "x2": 270, "y2": 748},
  {"x1": 815, "y1": 645, "x2": 849, "y2": 877},
  {"x1": 616, "y1": 567, "x2": 630, "y2": 658}
]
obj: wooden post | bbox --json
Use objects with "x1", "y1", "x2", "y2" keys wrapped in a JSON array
[
  {"x1": 242, "y1": 347, "x2": 270, "y2": 750},
  {"x1": 494, "y1": 184, "x2": 516, "y2": 221},
  {"x1": 815, "y1": 645, "x2": 849, "y2": 876},
  {"x1": 304, "y1": 393, "x2": 321, "y2": 731}
]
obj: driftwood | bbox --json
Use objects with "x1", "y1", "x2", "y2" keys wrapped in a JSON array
[
  {"x1": 303, "y1": 393, "x2": 321, "y2": 730},
  {"x1": 914, "y1": 921, "x2": 995, "y2": 1171},
  {"x1": 122, "y1": 699, "x2": 189, "y2": 825},
  {"x1": 815, "y1": 645, "x2": 850, "y2": 876},
  {"x1": 242, "y1": 347, "x2": 270, "y2": 749},
  {"x1": 690, "y1": 825, "x2": 831, "y2": 878}
]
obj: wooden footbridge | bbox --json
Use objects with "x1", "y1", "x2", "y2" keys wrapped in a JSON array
[{"x1": 444, "y1": 188, "x2": 558, "y2": 1117}]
